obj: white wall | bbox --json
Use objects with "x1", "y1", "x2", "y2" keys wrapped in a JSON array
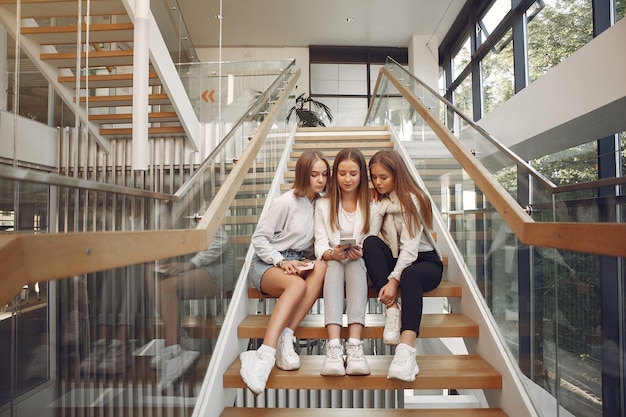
[
  {"x1": 196, "y1": 47, "x2": 311, "y2": 97},
  {"x1": 477, "y1": 18, "x2": 626, "y2": 160},
  {"x1": 0, "y1": 110, "x2": 58, "y2": 168},
  {"x1": 409, "y1": 34, "x2": 440, "y2": 92}
]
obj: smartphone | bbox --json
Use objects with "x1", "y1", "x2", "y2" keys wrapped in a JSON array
[
  {"x1": 297, "y1": 261, "x2": 315, "y2": 271},
  {"x1": 339, "y1": 238, "x2": 358, "y2": 250}
]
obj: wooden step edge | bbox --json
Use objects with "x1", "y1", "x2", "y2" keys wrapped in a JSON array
[
  {"x1": 41, "y1": 49, "x2": 135, "y2": 60},
  {"x1": 238, "y1": 313, "x2": 479, "y2": 339},
  {"x1": 99, "y1": 126, "x2": 185, "y2": 136},
  {"x1": 289, "y1": 149, "x2": 393, "y2": 158},
  {"x1": 58, "y1": 72, "x2": 160, "y2": 87},
  {"x1": 296, "y1": 126, "x2": 388, "y2": 132},
  {"x1": 221, "y1": 407, "x2": 508, "y2": 417},
  {"x1": 90, "y1": 111, "x2": 179, "y2": 123},
  {"x1": 22, "y1": 22, "x2": 133, "y2": 35},
  {"x1": 248, "y1": 278, "x2": 458, "y2": 300},
  {"x1": 224, "y1": 355, "x2": 502, "y2": 391},
  {"x1": 294, "y1": 134, "x2": 391, "y2": 141},
  {"x1": 80, "y1": 93, "x2": 169, "y2": 103},
  {"x1": 292, "y1": 142, "x2": 394, "y2": 150}
]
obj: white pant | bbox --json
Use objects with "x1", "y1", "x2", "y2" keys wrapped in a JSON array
[{"x1": 323, "y1": 258, "x2": 367, "y2": 327}]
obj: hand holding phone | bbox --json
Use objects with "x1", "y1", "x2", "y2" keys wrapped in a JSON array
[{"x1": 339, "y1": 238, "x2": 359, "y2": 251}]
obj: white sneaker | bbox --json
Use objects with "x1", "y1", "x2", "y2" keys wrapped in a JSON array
[
  {"x1": 383, "y1": 307, "x2": 401, "y2": 345},
  {"x1": 151, "y1": 329, "x2": 194, "y2": 370},
  {"x1": 345, "y1": 340, "x2": 370, "y2": 376},
  {"x1": 239, "y1": 350, "x2": 275, "y2": 395},
  {"x1": 320, "y1": 343, "x2": 345, "y2": 376},
  {"x1": 387, "y1": 343, "x2": 419, "y2": 381},
  {"x1": 275, "y1": 332, "x2": 300, "y2": 370},
  {"x1": 157, "y1": 344, "x2": 200, "y2": 390},
  {"x1": 80, "y1": 339, "x2": 107, "y2": 373},
  {"x1": 99, "y1": 339, "x2": 130, "y2": 374}
]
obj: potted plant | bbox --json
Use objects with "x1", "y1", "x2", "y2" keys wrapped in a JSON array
[{"x1": 287, "y1": 93, "x2": 334, "y2": 127}]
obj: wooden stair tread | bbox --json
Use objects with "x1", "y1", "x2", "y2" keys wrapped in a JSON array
[
  {"x1": 99, "y1": 126, "x2": 185, "y2": 137},
  {"x1": 238, "y1": 313, "x2": 479, "y2": 339},
  {"x1": 290, "y1": 149, "x2": 391, "y2": 159},
  {"x1": 90, "y1": 111, "x2": 179, "y2": 124},
  {"x1": 247, "y1": 279, "x2": 460, "y2": 299},
  {"x1": 224, "y1": 355, "x2": 502, "y2": 390},
  {"x1": 22, "y1": 22, "x2": 134, "y2": 44},
  {"x1": 59, "y1": 72, "x2": 161, "y2": 88},
  {"x1": 294, "y1": 134, "x2": 391, "y2": 142},
  {"x1": 296, "y1": 126, "x2": 388, "y2": 133},
  {"x1": 292, "y1": 141, "x2": 394, "y2": 150},
  {"x1": 221, "y1": 407, "x2": 507, "y2": 417},
  {"x1": 79, "y1": 93, "x2": 170, "y2": 107},
  {"x1": 40, "y1": 49, "x2": 135, "y2": 67}
]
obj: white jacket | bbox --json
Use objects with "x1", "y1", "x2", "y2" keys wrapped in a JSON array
[{"x1": 314, "y1": 197, "x2": 368, "y2": 260}]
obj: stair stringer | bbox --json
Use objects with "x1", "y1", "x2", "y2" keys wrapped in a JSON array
[
  {"x1": 390, "y1": 124, "x2": 540, "y2": 417},
  {"x1": 191, "y1": 126, "x2": 297, "y2": 417}
]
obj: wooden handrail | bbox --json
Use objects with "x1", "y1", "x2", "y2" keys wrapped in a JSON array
[
  {"x1": 381, "y1": 66, "x2": 626, "y2": 259},
  {"x1": 0, "y1": 69, "x2": 300, "y2": 308}
]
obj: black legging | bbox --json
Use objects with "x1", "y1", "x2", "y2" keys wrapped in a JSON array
[{"x1": 363, "y1": 235, "x2": 443, "y2": 336}]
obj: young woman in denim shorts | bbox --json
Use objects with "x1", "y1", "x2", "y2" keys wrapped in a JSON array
[{"x1": 240, "y1": 150, "x2": 329, "y2": 395}]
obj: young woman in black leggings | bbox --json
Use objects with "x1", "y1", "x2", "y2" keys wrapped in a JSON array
[{"x1": 363, "y1": 149, "x2": 443, "y2": 382}]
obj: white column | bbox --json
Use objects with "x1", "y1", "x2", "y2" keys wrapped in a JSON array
[
  {"x1": 132, "y1": 0, "x2": 150, "y2": 170},
  {"x1": 408, "y1": 35, "x2": 440, "y2": 92},
  {"x1": 0, "y1": 27, "x2": 7, "y2": 111}
]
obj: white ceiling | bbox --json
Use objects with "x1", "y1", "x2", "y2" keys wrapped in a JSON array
[{"x1": 177, "y1": 0, "x2": 466, "y2": 49}]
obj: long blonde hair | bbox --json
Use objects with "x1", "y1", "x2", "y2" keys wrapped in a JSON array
[
  {"x1": 369, "y1": 149, "x2": 432, "y2": 237},
  {"x1": 328, "y1": 148, "x2": 370, "y2": 235}
]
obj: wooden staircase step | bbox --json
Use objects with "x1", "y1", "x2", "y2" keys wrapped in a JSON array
[
  {"x1": 22, "y1": 22, "x2": 134, "y2": 44},
  {"x1": 247, "y1": 279, "x2": 460, "y2": 299},
  {"x1": 292, "y1": 141, "x2": 393, "y2": 151},
  {"x1": 90, "y1": 111, "x2": 179, "y2": 124},
  {"x1": 80, "y1": 93, "x2": 170, "y2": 107},
  {"x1": 290, "y1": 149, "x2": 391, "y2": 160},
  {"x1": 99, "y1": 126, "x2": 185, "y2": 137},
  {"x1": 224, "y1": 355, "x2": 502, "y2": 391},
  {"x1": 40, "y1": 49, "x2": 135, "y2": 67},
  {"x1": 59, "y1": 72, "x2": 161, "y2": 89},
  {"x1": 296, "y1": 126, "x2": 388, "y2": 133},
  {"x1": 238, "y1": 313, "x2": 479, "y2": 339},
  {"x1": 294, "y1": 133, "x2": 391, "y2": 142},
  {"x1": 221, "y1": 407, "x2": 507, "y2": 417}
]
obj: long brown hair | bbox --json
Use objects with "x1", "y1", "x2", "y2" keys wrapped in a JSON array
[
  {"x1": 328, "y1": 148, "x2": 370, "y2": 235},
  {"x1": 293, "y1": 150, "x2": 329, "y2": 198},
  {"x1": 368, "y1": 149, "x2": 432, "y2": 237}
]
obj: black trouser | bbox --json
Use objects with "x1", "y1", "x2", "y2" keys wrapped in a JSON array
[{"x1": 363, "y1": 235, "x2": 443, "y2": 336}]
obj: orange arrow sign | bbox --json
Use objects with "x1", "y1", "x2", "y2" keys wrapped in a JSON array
[{"x1": 202, "y1": 90, "x2": 215, "y2": 103}]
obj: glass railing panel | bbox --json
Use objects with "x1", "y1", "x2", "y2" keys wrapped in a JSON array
[
  {"x1": 152, "y1": 0, "x2": 198, "y2": 64},
  {"x1": 176, "y1": 60, "x2": 295, "y2": 123},
  {"x1": 381, "y1": 58, "x2": 557, "y2": 213},
  {"x1": 367, "y1": 60, "x2": 625, "y2": 417},
  {"x1": 1, "y1": 65, "x2": 297, "y2": 416}
]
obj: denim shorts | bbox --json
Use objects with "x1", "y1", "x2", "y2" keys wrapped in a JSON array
[{"x1": 248, "y1": 249, "x2": 305, "y2": 294}]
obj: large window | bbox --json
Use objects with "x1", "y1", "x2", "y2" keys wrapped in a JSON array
[
  {"x1": 309, "y1": 47, "x2": 408, "y2": 126},
  {"x1": 481, "y1": 28, "x2": 514, "y2": 115},
  {"x1": 528, "y1": 0, "x2": 593, "y2": 83}
]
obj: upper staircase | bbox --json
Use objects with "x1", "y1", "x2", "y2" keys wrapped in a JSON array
[
  {"x1": 0, "y1": 0, "x2": 196, "y2": 151},
  {"x1": 220, "y1": 126, "x2": 508, "y2": 416}
]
